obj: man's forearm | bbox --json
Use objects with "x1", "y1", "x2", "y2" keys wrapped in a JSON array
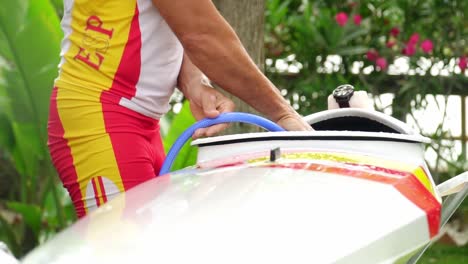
[
  {"x1": 153, "y1": 0, "x2": 296, "y2": 123},
  {"x1": 177, "y1": 53, "x2": 203, "y2": 99},
  {"x1": 183, "y1": 33, "x2": 294, "y2": 122}
]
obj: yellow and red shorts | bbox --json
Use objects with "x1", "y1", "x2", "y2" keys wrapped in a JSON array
[{"x1": 47, "y1": 86, "x2": 165, "y2": 218}]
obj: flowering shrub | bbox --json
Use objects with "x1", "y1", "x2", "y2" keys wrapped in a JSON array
[
  {"x1": 265, "y1": 0, "x2": 468, "y2": 179},
  {"x1": 335, "y1": 12, "x2": 348, "y2": 26},
  {"x1": 390, "y1": 27, "x2": 400, "y2": 37},
  {"x1": 353, "y1": 14, "x2": 362, "y2": 26},
  {"x1": 459, "y1": 56, "x2": 467, "y2": 72},
  {"x1": 375, "y1": 57, "x2": 388, "y2": 70},
  {"x1": 329, "y1": 10, "x2": 444, "y2": 72},
  {"x1": 421, "y1": 40, "x2": 433, "y2": 53}
]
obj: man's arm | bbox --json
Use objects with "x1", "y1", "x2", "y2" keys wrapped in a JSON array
[
  {"x1": 178, "y1": 52, "x2": 235, "y2": 138},
  {"x1": 152, "y1": 0, "x2": 311, "y2": 131}
]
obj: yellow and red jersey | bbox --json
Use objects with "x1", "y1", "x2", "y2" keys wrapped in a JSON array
[
  {"x1": 49, "y1": 0, "x2": 180, "y2": 217},
  {"x1": 56, "y1": 0, "x2": 183, "y2": 119}
]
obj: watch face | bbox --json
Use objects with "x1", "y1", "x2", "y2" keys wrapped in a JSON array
[{"x1": 333, "y1": 84, "x2": 355, "y2": 101}]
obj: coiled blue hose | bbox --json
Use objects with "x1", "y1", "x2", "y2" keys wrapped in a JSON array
[{"x1": 159, "y1": 112, "x2": 286, "y2": 175}]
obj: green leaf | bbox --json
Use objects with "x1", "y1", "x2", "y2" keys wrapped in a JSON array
[
  {"x1": 0, "y1": 0, "x2": 61, "y2": 201},
  {"x1": 339, "y1": 27, "x2": 370, "y2": 45},
  {"x1": 11, "y1": 122, "x2": 44, "y2": 176},
  {"x1": 336, "y1": 46, "x2": 369, "y2": 56},
  {"x1": 308, "y1": 26, "x2": 327, "y2": 48},
  {"x1": 162, "y1": 101, "x2": 197, "y2": 172},
  {"x1": 0, "y1": 113, "x2": 15, "y2": 151},
  {"x1": 0, "y1": 215, "x2": 20, "y2": 257},
  {"x1": 48, "y1": 0, "x2": 64, "y2": 17},
  {"x1": 6, "y1": 202, "x2": 42, "y2": 237},
  {"x1": 0, "y1": 26, "x2": 12, "y2": 62},
  {"x1": 42, "y1": 181, "x2": 75, "y2": 228},
  {"x1": 266, "y1": 0, "x2": 291, "y2": 26},
  {"x1": 0, "y1": 0, "x2": 62, "y2": 145}
]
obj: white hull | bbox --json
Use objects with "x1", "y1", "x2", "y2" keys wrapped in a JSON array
[
  {"x1": 23, "y1": 163, "x2": 439, "y2": 264},
  {"x1": 22, "y1": 109, "x2": 458, "y2": 264}
]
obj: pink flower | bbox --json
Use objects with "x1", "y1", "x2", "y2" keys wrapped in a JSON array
[
  {"x1": 335, "y1": 12, "x2": 348, "y2": 27},
  {"x1": 390, "y1": 27, "x2": 400, "y2": 37},
  {"x1": 459, "y1": 56, "x2": 467, "y2": 71},
  {"x1": 408, "y1": 33, "x2": 420, "y2": 45},
  {"x1": 376, "y1": 57, "x2": 388, "y2": 70},
  {"x1": 386, "y1": 41, "x2": 396, "y2": 48},
  {"x1": 402, "y1": 44, "x2": 416, "y2": 56},
  {"x1": 353, "y1": 15, "x2": 362, "y2": 25},
  {"x1": 366, "y1": 50, "x2": 379, "y2": 61},
  {"x1": 420, "y1": 39, "x2": 433, "y2": 53}
]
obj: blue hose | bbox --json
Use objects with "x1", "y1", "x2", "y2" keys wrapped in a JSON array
[{"x1": 159, "y1": 112, "x2": 285, "y2": 175}]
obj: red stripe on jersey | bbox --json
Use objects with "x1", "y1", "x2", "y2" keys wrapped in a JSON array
[
  {"x1": 99, "y1": 4, "x2": 164, "y2": 192},
  {"x1": 98, "y1": 176, "x2": 108, "y2": 203},
  {"x1": 104, "y1": 4, "x2": 141, "y2": 101},
  {"x1": 91, "y1": 177, "x2": 102, "y2": 207},
  {"x1": 47, "y1": 87, "x2": 86, "y2": 218}
]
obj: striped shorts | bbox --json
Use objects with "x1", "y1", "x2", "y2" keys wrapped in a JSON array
[{"x1": 47, "y1": 86, "x2": 165, "y2": 218}]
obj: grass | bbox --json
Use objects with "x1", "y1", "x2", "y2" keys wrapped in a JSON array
[{"x1": 418, "y1": 243, "x2": 468, "y2": 264}]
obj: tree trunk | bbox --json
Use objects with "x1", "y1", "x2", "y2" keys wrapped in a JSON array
[{"x1": 212, "y1": 0, "x2": 265, "y2": 134}]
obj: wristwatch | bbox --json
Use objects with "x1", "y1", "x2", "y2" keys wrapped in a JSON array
[{"x1": 332, "y1": 84, "x2": 355, "y2": 108}]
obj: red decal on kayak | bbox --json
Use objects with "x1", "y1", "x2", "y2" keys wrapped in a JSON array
[{"x1": 266, "y1": 162, "x2": 441, "y2": 238}]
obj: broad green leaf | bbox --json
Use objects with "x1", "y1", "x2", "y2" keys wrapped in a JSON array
[
  {"x1": 0, "y1": 0, "x2": 62, "y2": 199},
  {"x1": 0, "y1": 0, "x2": 62, "y2": 145},
  {"x1": 162, "y1": 101, "x2": 197, "y2": 172}
]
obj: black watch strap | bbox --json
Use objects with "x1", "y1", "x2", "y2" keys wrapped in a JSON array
[
  {"x1": 337, "y1": 100, "x2": 351, "y2": 108},
  {"x1": 332, "y1": 84, "x2": 355, "y2": 108}
]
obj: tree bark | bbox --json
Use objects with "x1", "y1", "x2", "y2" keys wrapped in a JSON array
[{"x1": 212, "y1": 0, "x2": 265, "y2": 134}]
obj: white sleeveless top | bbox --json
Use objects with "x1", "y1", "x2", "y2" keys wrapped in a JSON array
[{"x1": 56, "y1": 0, "x2": 183, "y2": 119}]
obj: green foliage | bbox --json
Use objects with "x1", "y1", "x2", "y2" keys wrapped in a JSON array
[
  {"x1": 48, "y1": 0, "x2": 64, "y2": 17},
  {"x1": 162, "y1": 101, "x2": 198, "y2": 172},
  {"x1": 0, "y1": 0, "x2": 61, "y2": 184},
  {"x1": 419, "y1": 243, "x2": 468, "y2": 264},
  {"x1": 265, "y1": 0, "x2": 468, "y2": 114},
  {"x1": 7, "y1": 202, "x2": 42, "y2": 239},
  {"x1": 0, "y1": 0, "x2": 72, "y2": 257},
  {"x1": 265, "y1": 0, "x2": 468, "y2": 174}
]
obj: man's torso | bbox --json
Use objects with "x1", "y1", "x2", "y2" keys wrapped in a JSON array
[{"x1": 56, "y1": 0, "x2": 183, "y2": 119}]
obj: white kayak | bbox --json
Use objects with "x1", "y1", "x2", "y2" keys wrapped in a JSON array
[{"x1": 21, "y1": 109, "x2": 467, "y2": 264}]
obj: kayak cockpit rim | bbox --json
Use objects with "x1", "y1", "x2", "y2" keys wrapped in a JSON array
[{"x1": 192, "y1": 131, "x2": 431, "y2": 147}]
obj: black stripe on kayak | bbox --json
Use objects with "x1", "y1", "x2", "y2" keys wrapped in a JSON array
[{"x1": 197, "y1": 136, "x2": 420, "y2": 147}]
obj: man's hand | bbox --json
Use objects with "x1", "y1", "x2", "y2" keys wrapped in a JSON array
[
  {"x1": 177, "y1": 53, "x2": 235, "y2": 139},
  {"x1": 275, "y1": 114, "x2": 313, "y2": 131},
  {"x1": 186, "y1": 84, "x2": 311, "y2": 137},
  {"x1": 187, "y1": 84, "x2": 235, "y2": 139}
]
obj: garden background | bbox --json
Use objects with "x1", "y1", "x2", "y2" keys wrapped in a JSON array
[{"x1": 0, "y1": 0, "x2": 467, "y2": 262}]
